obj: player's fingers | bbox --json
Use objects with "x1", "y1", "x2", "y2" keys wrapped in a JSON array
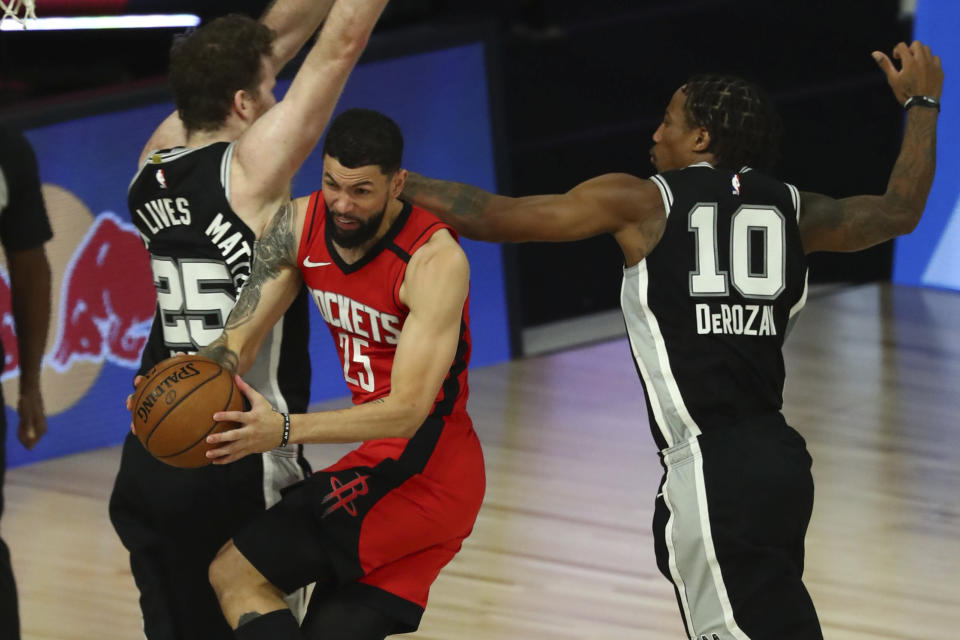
[
  {"x1": 206, "y1": 445, "x2": 233, "y2": 461},
  {"x1": 872, "y1": 51, "x2": 896, "y2": 78},
  {"x1": 234, "y1": 374, "x2": 265, "y2": 406},
  {"x1": 892, "y1": 41, "x2": 910, "y2": 63},
  {"x1": 212, "y1": 409, "x2": 248, "y2": 423},
  {"x1": 235, "y1": 374, "x2": 252, "y2": 392},
  {"x1": 207, "y1": 420, "x2": 246, "y2": 438},
  {"x1": 208, "y1": 444, "x2": 245, "y2": 465},
  {"x1": 19, "y1": 425, "x2": 36, "y2": 449},
  {"x1": 126, "y1": 393, "x2": 135, "y2": 411}
]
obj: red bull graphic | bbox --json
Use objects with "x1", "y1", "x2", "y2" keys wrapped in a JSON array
[
  {"x1": 48, "y1": 212, "x2": 154, "y2": 372},
  {"x1": 0, "y1": 180, "x2": 158, "y2": 468}
]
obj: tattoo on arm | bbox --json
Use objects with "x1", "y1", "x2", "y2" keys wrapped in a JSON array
[
  {"x1": 226, "y1": 200, "x2": 298, "y2": 331},
  {"x1": 403, "y1": 173, "x2": 494, "y2": 223},
  {"x1": 197, "y1": 333, "x2": 239, "y2": 374}
]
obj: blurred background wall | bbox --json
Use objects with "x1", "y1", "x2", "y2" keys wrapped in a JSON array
[
  {"x1": 1, "y1": 0, "x2": 913, "y2": 326},
  {"x1": 3, "y1": 0, "x2": 955, "y2": 465}
]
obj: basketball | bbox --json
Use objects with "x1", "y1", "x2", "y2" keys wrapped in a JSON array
[{"x1": 132, "y1": 354, "x2": 243, "y2": 468}]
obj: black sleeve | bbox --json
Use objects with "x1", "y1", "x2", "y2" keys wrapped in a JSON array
[{"x1": 0, "y1": 127, "x2": 54, "y2": 253}]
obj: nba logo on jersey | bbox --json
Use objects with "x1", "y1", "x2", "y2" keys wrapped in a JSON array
[
  {"x1": 155, "y1": 169, "x2": 168, "y2": 189},
  {"x1": 731, "y1": 173, "x2": 741, "y2": 196}
]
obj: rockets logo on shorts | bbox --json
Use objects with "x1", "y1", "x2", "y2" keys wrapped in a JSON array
[{"x1": 321, "y1": 472, "x2": 371, "y2": 517}]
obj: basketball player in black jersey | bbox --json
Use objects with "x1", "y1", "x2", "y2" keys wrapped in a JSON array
[
  {"x1": 110, "y1": 2, "x2": 390, "y2": 639},
  {"x1": 401, "y1": 41, "x2": 943, "y2": 639}
]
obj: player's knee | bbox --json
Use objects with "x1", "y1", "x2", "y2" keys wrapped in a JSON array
[{"x1": 208, "y1": 541, "x2": 248, "y2": 602}]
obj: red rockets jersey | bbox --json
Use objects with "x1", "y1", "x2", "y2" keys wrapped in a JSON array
[{"x1": 297, "y1": 193, "x2": 472, "y2": 421}]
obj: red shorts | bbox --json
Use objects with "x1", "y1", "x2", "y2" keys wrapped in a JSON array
[{"x1": 233, "y1": 413, "x2": 485, "y2": 632}]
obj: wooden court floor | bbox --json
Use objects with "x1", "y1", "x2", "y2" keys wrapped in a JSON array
[{"x1": 6, "y1": 282, "x2": 960, "y2": 639}]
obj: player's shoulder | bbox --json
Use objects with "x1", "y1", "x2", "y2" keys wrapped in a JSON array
[
  {"x1": 411, "y1": 227, "x2": 467, "y2": 275},
  {"x1": 392, "y1": 200, "x2": 459, "y2": 247},
  {"x1": 407, "y1": 200, "x2": 444, "y2": 225}
]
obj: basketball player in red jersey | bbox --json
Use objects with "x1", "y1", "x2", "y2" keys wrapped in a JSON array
[{"x1": 197, "y1": 108, "x2": 485, "y2": 640}]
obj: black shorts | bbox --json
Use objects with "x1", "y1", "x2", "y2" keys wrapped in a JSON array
[
  {"x1": 653, "y1": 416, "x2": 823, "y2": 639},
  {"x1": 109, "y1": 432, "x2": 309, "y2": 640},
  {"x1": 234, "y1": 415, "x2": 485, "y2": 635}
]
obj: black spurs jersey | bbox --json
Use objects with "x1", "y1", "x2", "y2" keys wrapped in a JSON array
[
  {"x1": 622, "y1": 163, "x2": 808, "y2": 451},
  {"x1": 128, "y1": 142, "x2": 311, "y2": 415}
]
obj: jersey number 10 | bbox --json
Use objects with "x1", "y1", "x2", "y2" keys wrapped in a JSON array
[{"x1": 688, "y1": 204, "x2": 786, "y2": 300}]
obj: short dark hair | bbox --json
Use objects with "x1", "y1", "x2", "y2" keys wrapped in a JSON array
[
  {"x1": 169, "y1": 14, "x2": 275, "y2": 133},
  {"x1": 680, "y1": 75, "x2": 782, "y2": 173},
  {"x1": 323, "y1": 109, "x2": 404, "y2": 175}
]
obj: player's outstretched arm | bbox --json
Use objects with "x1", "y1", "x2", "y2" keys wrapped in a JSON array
[
  {"x1": 402, "y1": 172, "x2": 664, "y2": 243},
  {"x1": 206, "y1": 231, "x2": 469, "y2": 463},
  {"x1": 261, "y1": 0, "x2": 336, "y2": 70},
  {"x1": 799, "y1": 41, "x2": 943, "y2": 254},
  {"x1": 198, "y1": 198, "x2": 305, "y2": 375},
  {"x1": 232, "y1": 0, "x2": 390, "y2": 221},
  {"x1": 137, "y1": 0, "x2": 336, "y2": 167}
]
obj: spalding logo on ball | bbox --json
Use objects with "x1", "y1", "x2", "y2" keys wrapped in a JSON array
[{"x1": 132, "y1": 354, "x2": 243, "y2": 468}]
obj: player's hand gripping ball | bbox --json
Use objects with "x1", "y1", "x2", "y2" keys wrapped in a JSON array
[{"x1": 131, "y1": 354, "x2": 243, "y2": 468}]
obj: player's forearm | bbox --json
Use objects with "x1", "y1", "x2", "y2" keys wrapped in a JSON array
[
  {"x1": 289, "y1": 396, "x2": 425, "y2": 444},
  {"x1": 197, "y1": 331, "x2": 247, "y2": 376},
  {"x1": 315, "y1": 0, "x2": 388, "y2": 62},
  {"x1": 402, "y1": 172, "x2": 507, "y2": 240},
  {"x1": 9, "y1": 248, "x2": 51, "y2": 389},
  {"x1": 274, "y1": 0, "x2": 388, "y2": 156},
  {"x1": 879, "y1": 107, "x2": 939, "y2": 235},
  {"x1": 261, "y1": 0, "x2": 336, "y2": 69}
]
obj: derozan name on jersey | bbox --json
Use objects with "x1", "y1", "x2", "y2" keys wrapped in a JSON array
[
  {"x1": 310, "y1": 288, "x2": 402, "y2": 344},
  {"x1": 695, "y1": 303, "x2": 777, "y2": 336}
]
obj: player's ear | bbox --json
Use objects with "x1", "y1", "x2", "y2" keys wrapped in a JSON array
[
  {"x1": 692, "y1": 126, "x2": 711, "y2": 152},
  {"x1": 234, "y1": 89, "x2": 255, "y2": 123},
  {"x1": 391, "y1": 169, "x2": 408, "y2": 199}
]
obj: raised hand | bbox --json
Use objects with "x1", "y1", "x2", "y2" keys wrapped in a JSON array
[{"x1": 872, "y1": 40, "x2": 944, "y2": 106}]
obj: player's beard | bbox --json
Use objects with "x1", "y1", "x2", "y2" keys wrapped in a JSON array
[{"x1": 329, "y1": 197, "x2": 388, "y2": 249}]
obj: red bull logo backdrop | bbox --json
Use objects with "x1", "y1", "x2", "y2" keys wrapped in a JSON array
[{"x1": 4, "y1": 43, "x2": 510, "y2": 468}]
